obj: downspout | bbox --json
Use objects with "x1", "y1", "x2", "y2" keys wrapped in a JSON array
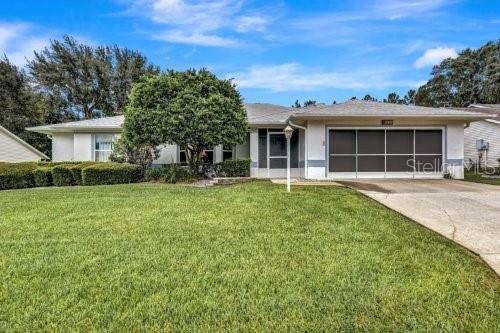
[{"x1": 288, "y1": 120, "x2": 307, "y2": 179}]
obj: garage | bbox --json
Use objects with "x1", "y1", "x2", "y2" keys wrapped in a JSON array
[{"x1": 328, "y1": 128, "x2": 443, "y2": 178}]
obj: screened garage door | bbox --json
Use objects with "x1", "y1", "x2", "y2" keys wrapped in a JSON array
[{"x1": 328, "y1": 129, "x2": 442, "y2": 178}]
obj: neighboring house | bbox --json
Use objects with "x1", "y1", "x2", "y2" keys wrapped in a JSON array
[
  {"x1": 27, "y1": 100, "x2": 489, "y2": 179},
  {"x1": 459, "y1": 104, "x2": 500, "y2": 168},
  {"x1": 0, "y1": 125, "x2": 48, "y2": 162}
]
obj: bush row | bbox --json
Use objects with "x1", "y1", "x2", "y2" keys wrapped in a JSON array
[
  {"x1": 0, "y1": 162, "x2": 143, "y2": 190},
  {"x1": 145, "y1": 158, "x2": 251, "y2": 183},
  {"x1": 145, "y1": 164, "x2": 198, "y2": 184}
]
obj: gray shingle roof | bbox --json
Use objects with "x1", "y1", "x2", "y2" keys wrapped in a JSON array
[
  {"x1": 27, "y1": 100, "x2": 491, "y2": 134},
  {"x1": 453, "y1": 104, "x2": 500, "y2": 118},
  {"x1": 245, "y1": 103, "x2": 291, "y2": 125},
  {"x1": 291, "y1": 100, "x2": 492, "y2": 119}
]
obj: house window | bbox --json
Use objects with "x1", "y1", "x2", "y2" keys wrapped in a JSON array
[
  {"x1": 94, "y1": 134, "x2": 114, "y2": 162},
  {"x1": 178, "y1": 149, "x2": 187, "y2": 164},
  {"x1": 223, "y1": 146, "x2": 234, "y2": 161},
  {"x1": 202, "y1": 149, "x2": 214, "y2": 164}
]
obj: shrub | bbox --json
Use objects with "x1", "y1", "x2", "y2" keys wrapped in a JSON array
[
  {"x1": 82, "y1": 162, "x2": 143, "y2": 186},
  {"x1": 145, "y1": 167, "x2": 165, "y2": 181},
  {"x1": 145, "y1": 164, "x2": 197, "y2": 184},
  {"x1": 69, "y1": 162, "x2": 97, "y2": 185},
  {"x1": 33, "y1": 167, "x2": 53, "y2": 187},
  {"x1": 215, "y1": 158, "x2": 251, "y2": 177},
  {"x1": 0, "y1": 162, "x2": 36, "y2": 190},
  {"x1": 52, "y1": 165, "x2": 75, "y2": 186}
]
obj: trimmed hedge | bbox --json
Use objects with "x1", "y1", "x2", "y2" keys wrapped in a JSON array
[
  {"x1": 33, "y1": 167, "x2": 53, "y2": 187},
  {"x1": 0, "y1": 162, "x2": 36, "y2": 190},
  {"x1": 82, "y1": 162, "x2": 143, "y2": 186},
  {"x1": 52, "y1": 165, "x2": 75, "y2": 186},
  {"x1": 70, "y1": 162, "x2": 97, "y2": 185},
  {"x1": 215, "y1": 158, "x2": 251, "y2": 177}
]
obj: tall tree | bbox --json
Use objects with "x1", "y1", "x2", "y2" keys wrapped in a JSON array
[
  {"x1": 0, "y1": 56, "x2": 53, "y2": 155},
  {"x1": 415, "y1": 40, "x2": 500, "y2": 107},
  {"x1": 28, "y1": 35, "x2": 159, "y2": 120},
  {"x1": 403, "y1": 89, "x2": 416, "y2": 105},
  {"x1": 122, "y1": 69, "x2": 249, "y2": 167}
]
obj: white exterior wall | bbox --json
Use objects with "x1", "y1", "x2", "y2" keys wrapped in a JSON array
[
  {"x1": 249, "y1": 129, "x2": 259, "y2": 177},
  {"x1": 464, "y1": 120, "x2": 500, "y2": 168},
  {"x1": 306, "y1": 121, "x2": 327, "y2": 179},
  {"x1": 73, "y1": 134, "x2": 93, "y2": 161},
  {"x1": 235, "y1": 135, "x2": 250, "y2": 159},
  {"x1": 154, "y1": 144, "x2": 179, "y2": 164},
  {"x1": 446, "y1": 124, "x2": 465, "y2": 179},
  {"x1": 52, "y1": 133, "x2": 74, "y2": 161},
  {"x1": 0, "y1": 130, "x2": 44, "y2": 162}
]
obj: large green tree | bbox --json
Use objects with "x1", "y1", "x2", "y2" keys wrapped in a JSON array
[
  {"x1": 0, "y1": 56, "x2": 55, "y2": 155},
  {"x1": 122, "y1": 69, "x2": 249, "y2": 167},
  {"x1": 28, "y1": 35, "x2": 159, "y2": 119},
  {"x1": 415, "y1": 40, "x2": 500, "y2": 107}
]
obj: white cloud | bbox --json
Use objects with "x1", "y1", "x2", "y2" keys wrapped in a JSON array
[
  {"x1": 154, "y1": 30, "x2": 237, "y2": 47},
  {"x1": 413, "y1": 47, "x2": 458, "y2": 68},
  {"x1": 122, "y1": 0, "x2": 272, "y2": 46},
  {"x1": 228, "y1": 63, "x2": 420, "y2": 92},
  {"x1": 0, "y1": 22, "x2": 48, "y2": 66},
  {"x1": 235, "y1": 15, "x2": 269, "y2": 33},
  {"x1": 374, "y1": 0, "x2": 454, "y2": 20}
]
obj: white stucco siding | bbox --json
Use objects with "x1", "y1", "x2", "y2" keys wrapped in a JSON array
[
  {"x1": 154, "y1": 144, "x2": 178, "y2": 164},
  {"x1": 52, "y1": 133, "x2": 74, "y2": 162},
  {"x1": 249, "y1": 129, "x2": 258, "y2": 177},
  {"x1": 73, "y1": 134, "x2": 93, "y2": 161},
  {"x1": 306, "y1": 121, "x2": 326, "y2": 179},
  {"x1": 464, "y1": 120, "x2": 500, "y2": 168},
  {"x1": 0, "y1": 130, "x2": 43, "y2": 162},
  {"x1": 445, "y1": 123, "x2": 465, "y2": 179},
  {"x1": 235, "y1": 135, "x2": 250, "y2": 159}
]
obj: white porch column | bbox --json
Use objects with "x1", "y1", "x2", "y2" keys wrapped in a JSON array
[
  {"x1": 249, "y1": 128, "x2": 259, "y2": 177},
  {"x1": 446, "y1": 123, "x2": 465, "y2": 179},
  {"x1": 306, "y1": 121, "x2": 327, "y2": 179}
]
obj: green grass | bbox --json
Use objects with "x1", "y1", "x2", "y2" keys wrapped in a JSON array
[
  {"x1": 0, "y1": 182, "x2": 498, "y2": 332},
  {"x1": 464, "y1": 171, "x2": 500, "y2": 186}
]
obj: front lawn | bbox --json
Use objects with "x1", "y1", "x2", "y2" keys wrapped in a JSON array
[{"x1": 0, "y1": 182, "x2": 498, "y2": 331}]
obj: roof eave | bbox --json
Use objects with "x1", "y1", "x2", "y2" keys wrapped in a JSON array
[
  {"x1": 27, "y1": 126, "x2": 122, "y2": 134},
  {"x1": 290, "y1": 114, "x2": 491, "y2": 121}
]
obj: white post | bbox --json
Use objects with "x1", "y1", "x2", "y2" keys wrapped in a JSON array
[
  {"x1": 287, "y1": 136, "x2": 291, "y2": 192},
  {"x1": 283, "y1": 125, "x2": 294, "y2": 193}
]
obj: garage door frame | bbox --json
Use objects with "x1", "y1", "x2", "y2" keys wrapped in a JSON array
[{"x1": 327, "y1": 126, "x2": 445, "y2": 179}]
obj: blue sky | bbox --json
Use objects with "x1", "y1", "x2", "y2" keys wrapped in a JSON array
[{"x1": 1, "y1": 0, "x2": 499, "y2": 106}]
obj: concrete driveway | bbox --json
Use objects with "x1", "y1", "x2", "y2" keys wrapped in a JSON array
[{"x1": 339, "y1": 179, "x2": 500, "y2": 275}]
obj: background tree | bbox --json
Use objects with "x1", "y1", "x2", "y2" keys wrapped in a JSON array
[
  {"x1": 122, "y1": 69, "x2": 249, "y2": 167},
  {"x1": 384, "y1": 92, "x2": 403, "y2": 104},
  {"x1": 403, "y1": 89, "x2": 416, "y2": 105},
  {"x1": 362, "y1": 94, "x2": 377, "y2": 101},
  {"x1": 0, "y1": 56, "x2": 56, "y2": 155},
  {"x1": 28, "y1": 35, "x2": 159, "y2": 120},
  {"x1": 415, "y1": 40, "x2": 499, "y2": 107},
  {"x1": 303, "y1": 100, "x2": 317, "y2": 107},
  {"x1": 291, "y1": 99, "x2": 301, "y2": 108}
]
